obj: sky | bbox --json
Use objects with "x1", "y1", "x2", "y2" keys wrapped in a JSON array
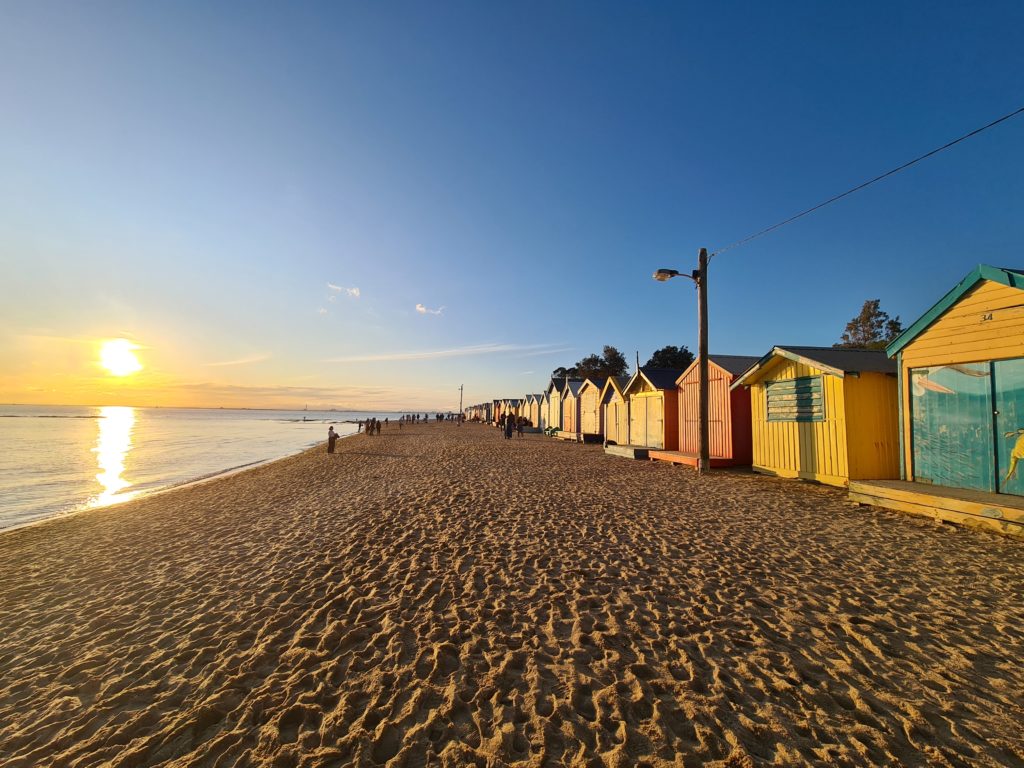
[{"x1": 1, "y1": 1, "x2": 1022, "y2": 410}]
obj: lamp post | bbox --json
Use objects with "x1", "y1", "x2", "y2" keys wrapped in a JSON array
[{"x1": 653, "y1": 247, "x2": 710, "y2": 474}]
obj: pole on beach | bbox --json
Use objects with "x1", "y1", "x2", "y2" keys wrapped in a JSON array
[
  {"x1": 653, "y1": 247, "x2": 711, "y2": 475},
  {"x1": 458, "y1": 384, "x2": 464, "y2": 425},
  {"x1": 696, "y1": 248, "x2": 710, "y2": 475}
]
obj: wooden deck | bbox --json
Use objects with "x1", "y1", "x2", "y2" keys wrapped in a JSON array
[
  {"x1": 647, "y1": 451, "x2": 744, "y2": 468},
  {"x1": 555, "y1": 430, "x2": 580, "y2": 442},
  {"x1": 849, "y1": 479, "x2": 1024, "y2": 538},
  {"x1": 604, "y1": 445, "x2": 649, "y2": 460}
]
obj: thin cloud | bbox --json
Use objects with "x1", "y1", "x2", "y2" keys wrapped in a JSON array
[
  {"x1": 325, "y1": 342, "x2": 566, "y2": 364},
  {"x1": 328, "y1": 282, "x2": 360, "y2": 298},
  {"x1": 514, "y1": 346, "x2": 574, "y2": 358},
  {"x1": 416, "y1": 303, "x2": 444, "y2": 316},
  {"x1": 317, "y1": 307, "x2": 328, "y2": 315},
  {"x1": 205, "y1": 353, "x2": 271, "y2": 367}
]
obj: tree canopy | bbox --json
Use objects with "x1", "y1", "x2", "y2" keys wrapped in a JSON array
[
  {"x1": 551, "y1": 346, "x2": 629, "y2": 380},
  {"x1": 644, "y1": 345, "x2": 695, "y2": 369},
  {"x1": 834, "y1": 299, "x2": 904, "y2": 350}
]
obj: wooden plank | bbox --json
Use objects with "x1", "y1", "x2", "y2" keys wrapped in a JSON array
[
  {"x1": 849, "y1": 481, "x2": 1024, "y2": 519},
  {"x1": 604, "y1": 445, "x2": 649, "y2": 459},
  {"x1": 849, "y1": 490, "x2": 1024, "y2": 538},
  {"x1": 648, "y1": 450, "x2": 742, "y2": 468},
  {"x1": 753, "y1": 465, "x2": 849, "y2": 487}
]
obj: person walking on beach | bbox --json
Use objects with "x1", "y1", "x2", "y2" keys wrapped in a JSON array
[
  {"x1": 516, "y1": 417, "x2": 524, "y2": 438},
  {"x1": 504, "y1": 415, "x2": 515, "y2": 440},
  {"x1": 327, "y1": 425, "x2": 339, "y2": 453},
  {"x1": 375, "y1": 419, "x2": 382, "y2": 436}
]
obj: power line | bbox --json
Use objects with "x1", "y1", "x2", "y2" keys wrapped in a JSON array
[{"x1": 710, "y1": 104, "x2": 1024, "y2": 259}]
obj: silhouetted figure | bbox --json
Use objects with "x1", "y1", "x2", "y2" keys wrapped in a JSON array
[{"x1": 327, "y1": 425, "x2": 338, "y2": 453}]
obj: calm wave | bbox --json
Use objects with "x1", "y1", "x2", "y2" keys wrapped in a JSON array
[{"x1": 0, "y1": 405, "x2": 402, "y2": 531}]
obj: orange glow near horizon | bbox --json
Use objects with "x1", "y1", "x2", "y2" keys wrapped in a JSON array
[{"x1": 99, "y1": 339, "x2": 143, "y2": 377}]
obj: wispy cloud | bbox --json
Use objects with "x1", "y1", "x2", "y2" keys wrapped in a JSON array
[
  {"x1": 205, "y1": 353, "x2": 271, "y2": 367},
  {"x1": 515, "y1": 346, "x2": 573, "y2": 358},
  {"x1": 328, "y1": 282, "x2": 360, "y2": 298},
  {"x1": 324, "y1": 342, "x2": 566, "y2": 364},
  {"x1": 317, "y1": 307, "x2": 328, "y2": 315},
  {"x1": 416, "y1": 303, "x2": 444, "y2": 316}
]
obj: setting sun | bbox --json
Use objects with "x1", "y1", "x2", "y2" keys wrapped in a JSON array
[{"x1": 99, "y1": 339, "x2": 143, "y2": 377}]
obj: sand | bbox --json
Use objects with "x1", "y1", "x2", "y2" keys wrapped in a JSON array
[{"x1": 1, "y1": 424, "x2": 1022, "y2": 768}]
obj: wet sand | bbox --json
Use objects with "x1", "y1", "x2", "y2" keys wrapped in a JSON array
[{"x1": 1, "y1": 423, "x2": 1022, "y2": 767}]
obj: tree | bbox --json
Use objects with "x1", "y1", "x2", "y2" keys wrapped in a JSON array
[
  {"x1": 644, "y1": 345, "x2": 695, "y2": 369},
  {"x1": 550, "y1": 345, "x2": 630, "y2": 380},
  {"x1": 550, "y1": 365, "x2": 577, "y2": 380},
  {"x1": 834, "y1": 299, "x2": 904, "y2": 350}
]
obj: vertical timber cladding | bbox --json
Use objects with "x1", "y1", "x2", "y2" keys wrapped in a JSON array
[
  {"x1": 629, "y1": 392, "x2": 665, "y2": 449},
  {"x1": 580, "y1": 385, "x2": 601, "y2": 435},
  {"x1": 564, "y1": 393, "x2": 576, "y2": 433},
  {"x1": 605, "y1": 390, "x2": 628, "y2": 445},
  {"x1": 749, "y1": 358, "x2": 850, "y2": 486}
]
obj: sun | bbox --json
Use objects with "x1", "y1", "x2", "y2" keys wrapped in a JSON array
[{"x1": 99, "y1": 339, "x2": 143, "y2": 377}]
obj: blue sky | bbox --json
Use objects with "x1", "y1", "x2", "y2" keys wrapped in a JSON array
[{"x1": 1, "y1": 1, "x2": 1022, "y2": 409}]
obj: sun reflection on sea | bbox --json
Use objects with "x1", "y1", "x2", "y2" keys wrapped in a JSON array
[{"x1": 90, "y1": 406, "x2": 139, "y2": 507}]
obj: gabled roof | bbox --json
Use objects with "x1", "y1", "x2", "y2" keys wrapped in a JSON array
[
  {"x1": 675, "y1": 355, "x2": 760, "y2": 386},
  {"x1": 732, "y1": 346, "x2": 895, "y2": 388},
  {"x1": 562, "y1": 380, "x2": 584, "y2": 398},
  {"x1": 525, "y1": 393, "x2": 544, "y2": 404},
  {"x1": 623, "y1": 367, "x2": 688, "y2": 395},
  {"x1": 578, "y1": 376, "x2": 608, "y2": 394},
  {"x1": 886, "y1": 264, "x2": 1024, "y2": 357},
  {"x1": 547, "y1": 378, "x2": 582, "y2": 396},
  {"x1": 600, "y1": 376, "x2": 629, "y2": 400}
]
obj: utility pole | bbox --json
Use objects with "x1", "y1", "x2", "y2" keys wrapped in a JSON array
[
  {"x1": 696, "y1": 248, "x2": 710, "y2": 475},
  {"x1": 652, "y1": 246, "x2": 710, "y2": 475},
  {"x1": 458, "y1": 384, "x2": 463, "y2": 426}
]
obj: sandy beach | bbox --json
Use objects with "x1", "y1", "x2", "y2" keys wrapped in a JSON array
[{"x1": 1, "y1": 423, "x2": 1022, "y2": 767}]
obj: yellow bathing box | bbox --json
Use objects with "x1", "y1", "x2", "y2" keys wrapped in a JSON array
[{"x1": 731, "y1": 346, "x2": 900, "y2": 487}]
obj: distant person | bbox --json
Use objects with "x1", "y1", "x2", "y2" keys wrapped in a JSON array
[
  {"x1": 327, "y1": 425, "x2": 339, "y2": 453},
  {"x1": 504, "y1": 415, "x2": 514, "y2": 440},
  {"x1": 375, "y1": 419, "x2": 382, "y2": 436},
  {"x1": 516, "y1": 417, "x2": 524, "y2": 438}
]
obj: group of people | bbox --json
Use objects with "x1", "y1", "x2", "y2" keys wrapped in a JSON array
[
  {"x1": 327, "y1": 411, "x2": 471, "y2": 454},
  {"x1": 497, "y1": 413, "x2": 526, "y2": 440},
  {"x1": 359, "y1": 418, "x2": 385, "y2": 435}
]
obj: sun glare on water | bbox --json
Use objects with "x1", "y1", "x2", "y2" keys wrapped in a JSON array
[{"x1": 99, "y1": 339, "x2": 143, "y2": 376}]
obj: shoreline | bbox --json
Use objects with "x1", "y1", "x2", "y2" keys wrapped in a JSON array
[
  {"x1": 0, "y1": 434, "x2": 356, "y2": 538},
  {"x1": 2, "y1": 423, "x2": 1022, "y2": 766}
]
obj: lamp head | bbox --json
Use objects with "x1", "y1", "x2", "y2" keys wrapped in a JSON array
[{"x1": 653, "y1": 268, "x2": 681, "y2": 282}]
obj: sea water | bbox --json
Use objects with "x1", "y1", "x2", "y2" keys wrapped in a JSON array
[{"x1": 0, "y1": 405, "x2": 400, "y2": 531}]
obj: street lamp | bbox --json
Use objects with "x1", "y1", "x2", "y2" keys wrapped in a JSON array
[{"x1": 653, "y1": 248, "x2": 711, "y2": 474}]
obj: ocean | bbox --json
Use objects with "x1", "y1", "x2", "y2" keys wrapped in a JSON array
[{"x1": 0, "y1": 405, "x2": 403, "y2": 531}]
